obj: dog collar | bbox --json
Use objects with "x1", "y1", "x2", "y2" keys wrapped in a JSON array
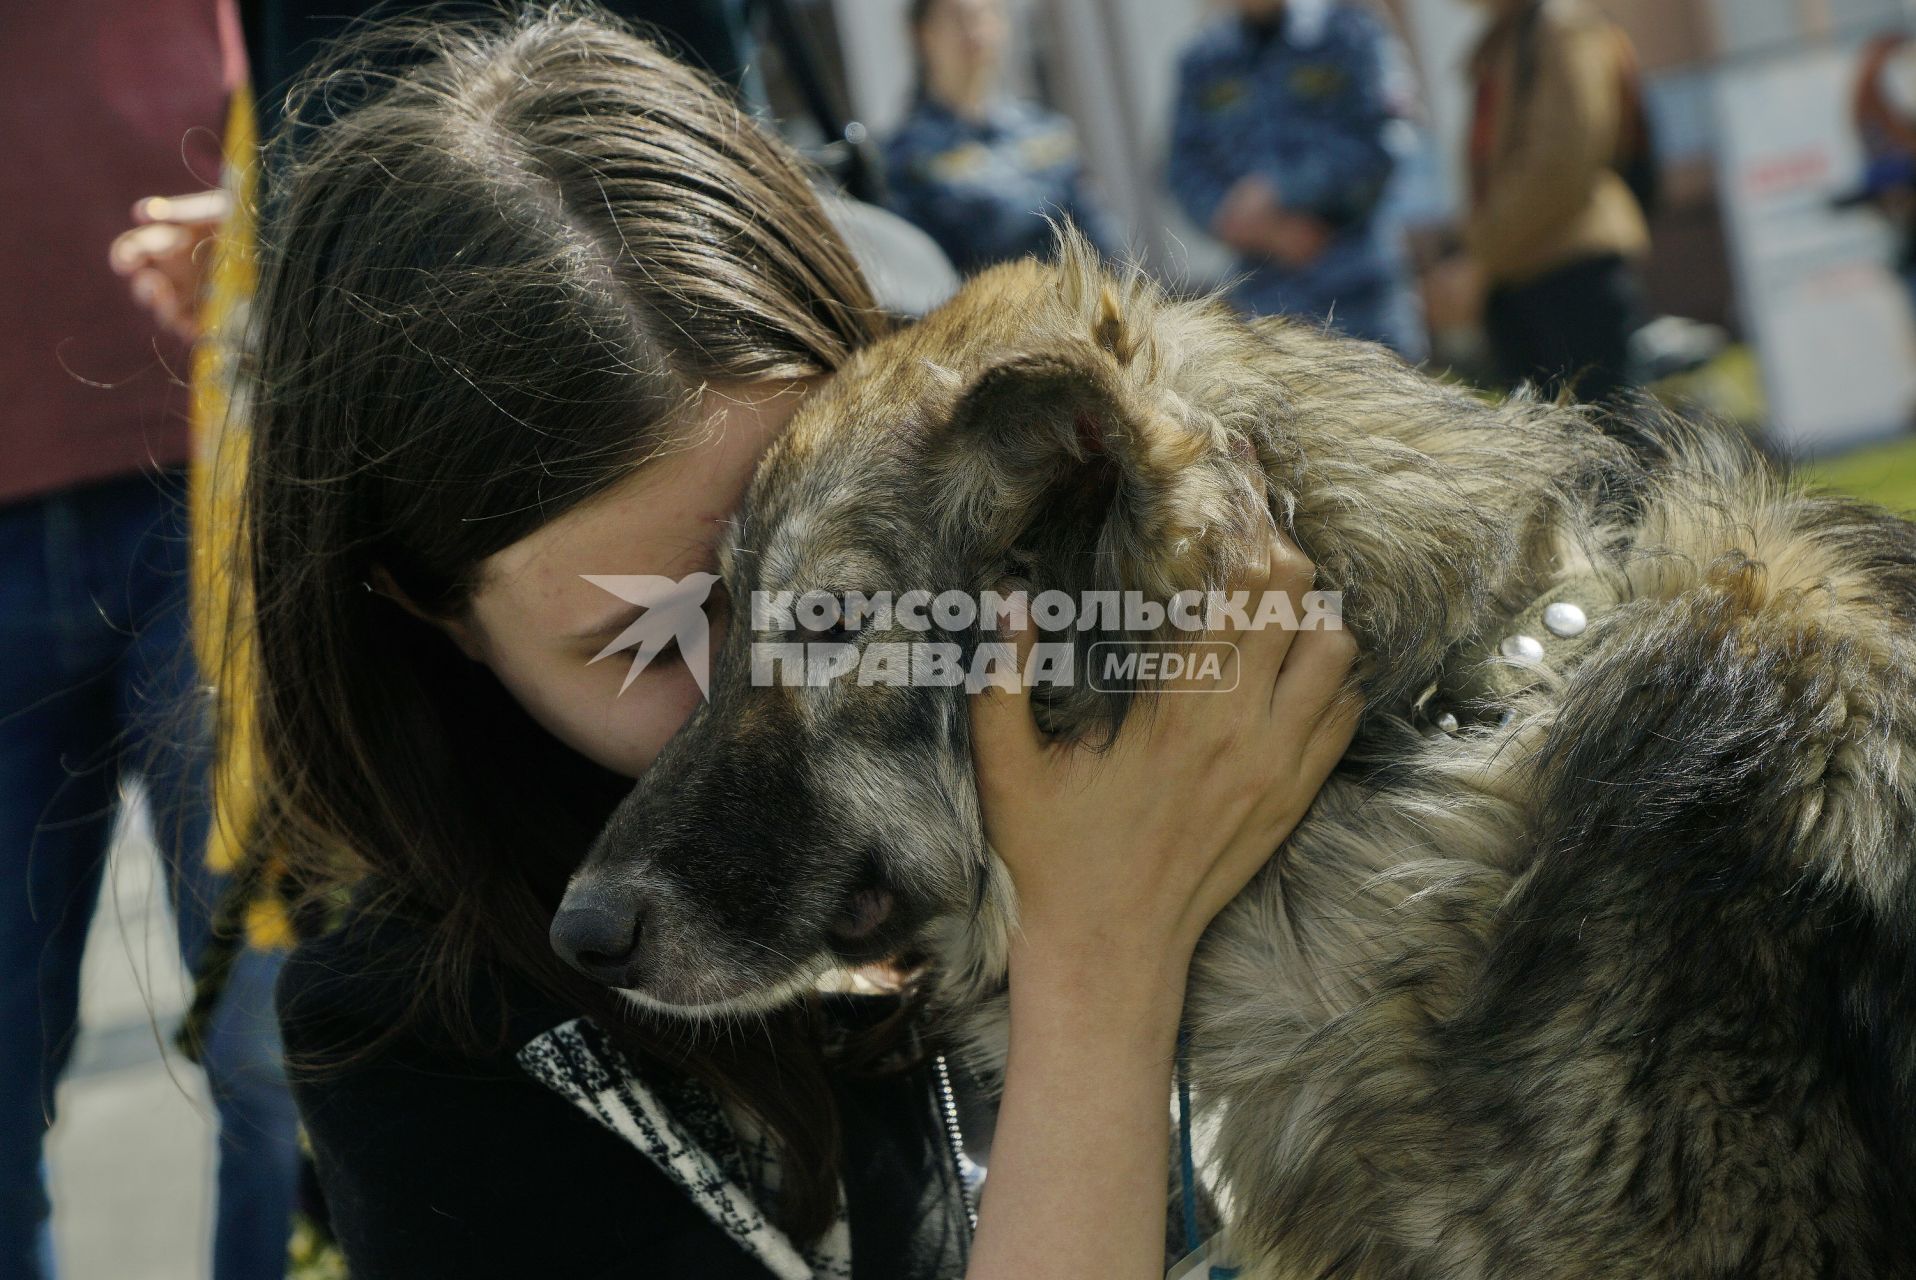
[{"x1": 1413, "y1": 564, "x2": 1625, "y2": 736}]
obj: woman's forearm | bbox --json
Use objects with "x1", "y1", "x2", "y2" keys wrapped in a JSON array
[
  {"x1": 964, "y1": 934, "x2": 1192, "y2": 1279},
  {"x1": 960, "y1": 536, "x2": 1359, "y2": 1276}
]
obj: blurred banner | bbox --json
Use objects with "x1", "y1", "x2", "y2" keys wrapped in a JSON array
[{"x1": 1714, "y1": 40, "x2": 1916, "y2": 455}]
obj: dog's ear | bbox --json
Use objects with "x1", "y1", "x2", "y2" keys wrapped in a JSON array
[{"x1": 928, "y1": 318, "x2": 1266, "y2": 604}]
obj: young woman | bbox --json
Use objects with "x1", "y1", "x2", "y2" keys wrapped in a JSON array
[
  {"x1": 237, "y1": 8, "x2": 1359, "y2": 1278},
  {"x1": 884, "y1": 0, "x2": 1123, "y2": 275}
]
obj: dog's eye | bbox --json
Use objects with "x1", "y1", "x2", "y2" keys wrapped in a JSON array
[
  {"x1": 790, "y1": 591, "x2": 865, "y2": 645},
  {"x1": 796, "y1": 616, "x2": 860, "y2": 645}
]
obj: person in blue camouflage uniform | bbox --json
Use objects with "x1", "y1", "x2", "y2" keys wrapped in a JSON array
[
  {"x1": 1168, "y1": 0, "x2": 1424, "y2": 358},
  {"x1": 885, "y1": 0, "x2": 1123, "y2": 275}
]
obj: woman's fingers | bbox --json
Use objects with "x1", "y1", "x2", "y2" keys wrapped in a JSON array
[
  {"x1": 969, "y1": 611, "x2": 1050, "y2": 777},
  {"x1": 1308, "y1": 681, "x2": 1365, "y2": 766},
  {"x1": 1268, "y1": 614, "x2": 1360, "y2": 721},
  {"x1": 1157, "y1": 524, "x2": 1313, "y2": 714},
  {"x1": 973, "y1": 522, "x2": 1350, "y2": 789},
  {"x1": 1230, "y1": 525, "x2": 1318, "y2": 689},
  {"x1": 1190, "y1": 627, "x2": 1361, "y2": 916}
]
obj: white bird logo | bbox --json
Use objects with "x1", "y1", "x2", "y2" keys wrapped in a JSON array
[{"x1": 581, "y1": 573, "x2": 722, "y2": 698}]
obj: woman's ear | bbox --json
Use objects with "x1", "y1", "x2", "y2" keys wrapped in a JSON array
[{"x1": 370, "y1": 563, "x2": 487, "y2": 664}]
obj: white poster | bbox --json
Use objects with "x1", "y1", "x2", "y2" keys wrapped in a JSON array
[{"x1": 1713, "y1": 44, "x2": 1916, "y2": 454}]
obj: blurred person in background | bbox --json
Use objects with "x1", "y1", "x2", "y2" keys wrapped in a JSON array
[
  {"x1": 885, "y1": 0, "x2": 1124, "y2": 275},
  {"x1": 1850, "y1": 30, "x2": 1916, "y2": 313},
  {"x1": 1450, "y1": 0, "x2": 1651, "y2": 406},
  {"x1": 0, "y1": 4, "x2": 301, "y2": 1277},
  {"x1": 1168, "y1": 0, "x2": 1423, "y2": 359}
]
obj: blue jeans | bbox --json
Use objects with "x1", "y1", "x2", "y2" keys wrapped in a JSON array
[{"x1": 0, "y1": 469, "x2": 300, "y2": 1280}]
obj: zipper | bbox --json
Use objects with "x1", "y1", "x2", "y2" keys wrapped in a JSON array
[{"x1": 933, "y1": 1051, "x2": 979, "y2": 1241}]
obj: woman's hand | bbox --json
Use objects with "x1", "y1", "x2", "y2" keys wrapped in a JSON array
[
  {"x1": 960, "y1": 528, "x2": 1361, "y2": 1280},
  {"x1": 972, "y1": 527, "x2": 1362, "y2": 975}
]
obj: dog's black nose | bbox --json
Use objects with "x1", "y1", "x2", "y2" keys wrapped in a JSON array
[{"x1": 550, "y1": 884, "x2": 641, "y2": 987}]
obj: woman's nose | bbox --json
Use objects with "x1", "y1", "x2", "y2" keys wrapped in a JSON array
[{"x1": 550, "y1": 880, "x2": 642, "y2": 986}]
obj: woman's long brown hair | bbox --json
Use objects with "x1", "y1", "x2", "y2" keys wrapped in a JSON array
[{"x1": 233, "y1": 2, "x2": 890, "y2": 1242}]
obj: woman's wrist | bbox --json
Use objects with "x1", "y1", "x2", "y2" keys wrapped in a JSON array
[
  {"x1": 1007, "y1": 923, "x2": 1194, "y2": 1052},
  {"x1": 971, "y1": 927, "x2": 1191, "y2": 1279}
]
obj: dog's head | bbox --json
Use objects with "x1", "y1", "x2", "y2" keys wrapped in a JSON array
[{"x1": 551, "y1": 237, "x2": 1307, "y2": 1015}]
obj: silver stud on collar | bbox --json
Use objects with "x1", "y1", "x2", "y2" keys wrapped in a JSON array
[
  {"x1": 1542, "y1": 601, "x2": 1587, "y2": 637},
  {"x1": 1435, "y1": 711, "x2": 1460, "y2": 735},
  {"x1": 1499, "y1": 633, "x2": 1545, "y2": 663}
]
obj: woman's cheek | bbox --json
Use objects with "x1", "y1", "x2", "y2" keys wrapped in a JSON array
[{"x1": 592, "y1": 660, "x2": 707, "y2": 779}]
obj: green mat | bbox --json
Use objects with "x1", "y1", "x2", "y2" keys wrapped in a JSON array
[
  {"x1": 1803, "y1": 435, "x2": 1916, "y2": 514},
  {"x1": 1643, "y1": 342, "x2": 1916, "y2": 513}
]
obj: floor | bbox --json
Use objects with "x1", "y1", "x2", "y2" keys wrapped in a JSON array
[{"x1": 44, "y1": 800, "x2": 217, "y2": 1280}]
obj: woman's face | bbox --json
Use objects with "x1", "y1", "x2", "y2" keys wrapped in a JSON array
[
  {"x1": 440, "y1": 382, "x2": 809, "y2": 779},
  {"x1": 919, "y1": 0, "x2": 1008, "y2": 95}
]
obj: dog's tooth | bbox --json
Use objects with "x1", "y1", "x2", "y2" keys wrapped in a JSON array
[{"x1": 1542, "y1": 602, "x2": 1588, "y2": 638}]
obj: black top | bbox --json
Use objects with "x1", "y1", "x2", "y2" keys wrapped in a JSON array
[{"x1": 276, "y1": 903, "x2": 970, "y2": 1279}]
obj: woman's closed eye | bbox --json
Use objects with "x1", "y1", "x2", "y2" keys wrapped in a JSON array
[{"x1": 584, "y1": 583, "x2": 730, "y2": 674}]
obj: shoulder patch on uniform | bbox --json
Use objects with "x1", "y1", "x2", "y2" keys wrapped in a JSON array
[
  {"x1": 1289, "y1": 62, "x2": 1350, "y2": 100},
  {"x1": 1018, "y1": 125, "x2": 1078, "y2": 171},
  {"x1": 928, "y1": 141, "x2": 992, "y2": 183},
  {"x1": 1201, "y1": 77, "x2": 1249, "y2": 113}
]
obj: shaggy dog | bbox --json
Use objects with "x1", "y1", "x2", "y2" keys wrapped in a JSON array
[{"x1": 558, "y1": 234, "x2": 1916, "y2": 1277}]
